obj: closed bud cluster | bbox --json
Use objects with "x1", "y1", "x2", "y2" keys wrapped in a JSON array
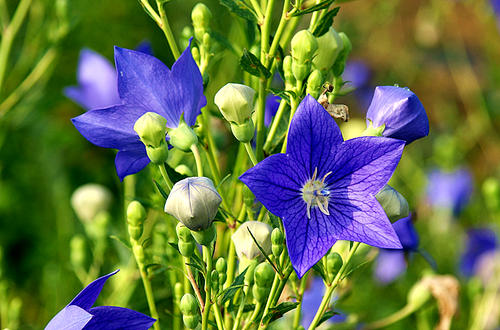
[
  {"x1": 70, "y1": 235, "x2": 87, "y2": 270},
  {"x1": 216, "y1": 257, "x2": 227, "y2": 287},
  {"x1": 191, "y1": 3, "x2": 212, "y2": 43},
  {"x1": 252, "y1": 262, "x2": 275, "y2": 302},
  {"x1": 332, "y1": 32, "x2": 352, "y2": 77},
  {"x1": 180, "y1": 293, "x2": 200, "y2": 329},
  {"x1": 271, "y1": 228, "x2": 284, "y2": 258},
  {"x1": 306, "y1": 69, "x2": 323, "y2": 99},
  {"x1": 165, "y1": 177, "x2": 222, "y2": 231},
  {"x1": 176, "y1": 223, "x2": 195, "y2": 257},
  {"x1": 326, "y1": 251, "x2": 343, "y2": 282},
  {"x1": 71, "y1": 183, "x2": 112, "y2": 223},
  {"x1": 283, "y1": 55, "x2": 296, "y2": 90},
  {"x1": 127, "y1": 201, "x2": 147, "y2": 241},
  {"x1": 291, "y1": 30, "x2": 318, "y2": 82},
  {"x1": 168, "y1": 120, "x2": 199, "y2": 152},
  {"x1": 211, "y1": 269, "x2": 219, "y2": 293},
  {"x1": 376, "y1": 185, "x2": 410, "y2": 222},
  {"x1": 134, "y1": 112, "x2": 169, "y2": 164},
  {"x1": 313, "y1": 27, "x2": 343, "y2": 72}
]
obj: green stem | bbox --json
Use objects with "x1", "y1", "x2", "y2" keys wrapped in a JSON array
[
  {"x1": 281, "y1": 94, "x2": 300, "y2": 153},
  {"x1": 243, "y1": 142, "x2": 258, "y2": 166},
  {"x1": 242, "y1": 302, "x2": 262, "y2": 330},
  {"x1": 0, "y1": 0, "x2": 32, "y2": 93},
  {"x1": 308, "y1": 0, "x2": 321, "y2": 30},
  {"x1": 201, "y1": 245, "x2": 213, "y2": 330},
  {"x1": 213, "y1": 302, "x2": 226, "y2": 330},
  {"x1": 263, "y1": 99, "x2": 288, "y2": 152},
  {"x1": 307, "y1": 242, "x2": 361, "y2": 330},
  {"x1": 156, "y1": 0, "x2": 181, "y2": 59},
  {"x1": 183, "y1": 257, "x2": 205, "y2": 310},
  {"x1": 249, "y1": 0, "x2": 264, "y2": 20},
  {"x1": 258, "y1": 271, "x2": 280, "y2": 329},
  {"x1": 138, "y1": 0, "x2": 161, "y2": 26},
  {"x1": 233, "y1": 283, "x2": 250, "y2": 330},
  {"x1": 364, "y1": 305, "x2": 415, "y2": 329},
  {"x1": 292, "y1": 276, "x2": 308, "y2": 329},
  {"x1": 191, "y1": 144, "x2": 204, "y2": 176},
  {"x1": 264, "y1": 0, "x2": 290, "y2": 69},
  {"x1": 158, "y1": 163, "x2": 173, "y2": 192}
]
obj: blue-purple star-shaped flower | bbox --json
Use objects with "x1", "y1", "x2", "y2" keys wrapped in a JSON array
[
  {"x1": 460, "y1": 228, "x2": 497, "y2": 277},
  {"x1": 45, "y1": 270, "x2": 155, "y2": 330},
  {"x1": 240, "y1": 95, "x2": 405, "y2": 277},
  {"x1": 72, "y1": 40, "x2": 206, "y2": 180}
]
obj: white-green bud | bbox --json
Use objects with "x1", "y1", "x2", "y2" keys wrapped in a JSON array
[
  {"x1": 230, "y1": 120, "x2": 254, "y2": 143},
  {"x1": 134, "y1": 112, "x2": 167, "y2": 148},
  {"x1": 232, "y1": 221, "x2": 272, "y2": 260},
  {"x1": 271, "y1": 228, "x2": 284, "y2": 258},
  {"x1": 306, "y1": 69, "x2": 323, "y2": 99},
  {"x1": 71, "y1": 183, "x2": 112, "y2": 223},
  {"x1": 214, "y1": 83, "x2": 256, "y2": 124},
  {"x1": 376, "y1": 185, "x2": 410, "y2": 222},
  {"x1": 326, "y1": 252, "x2": 343, "y2": 282},
  {"x1": 191, "y1": 3, "x2": 212, "y2": 42},
  {"x1": 168, "y1": 120, "x2": 198, "y2": 152},
  {"x1": 313, "y1": 27, "x2": 343, "y2": 72},
  {"x1": 164, "y1": 177, "x2": 222, "y2": 231},
  {"x1": 127, "y1": 201, "x2": 147, "y2": 227}
]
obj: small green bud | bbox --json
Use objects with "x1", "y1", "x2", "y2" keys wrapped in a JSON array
[
  {"x1": 168, "y1": 120, "x2": 198, "y2": 152},
  {"x1": 180, "y1": 293, "x2": 200, "y2": 328},
  {"x1": 179, "y1": 241, "x2": 196, "y2": 257},
  {"x1": 313, "y1": 27, "x2": 343, "y2": 72},
  {"x1": 283, "y1": 55, "x2": 296, "y2": 89},
  {"x1": 214, "y1": 83, "x2": 256, "y2": 124},
  {"x1": 127, "y1": 201, "x2": 147, "y2": 227},
  {"x1": 271, "y1": 228, "x2": 284, "y2": 258},
  {"x1": 482, "y1": 177, "x2": 500, "y2": 211},
  {"x1": 128, "y1": 223, "x2": 143, "y2": 241},
  {"x1": 176, "y1": 223, "x2": 193, "y2": 241},
  {"x1": 407, "y1": 281, "x2": 431, "y2": 310},
  {"x1": 211, "y1": 269, "x2": 219, "y2": 293},
  {"x1": 191, "y1": 3, "x2": 212, "y2": 42},
  {"x1": 165, "y1": 177, "x2": 222, "y2": 231},
  {"x1": 326, "y1": 252, "x2": 343, "y2": 281},
  {"x1": 191, "y1": 223, "x2": 217, "y2": 246},
  {"x1": 183, "y1": 315, "x2": 200, "y2": 329},
  {"x1": 306, "y1": 69, "x2": 323, "y2": 99},
  {"x1": 376, "y1": 185, "x2": 410, "y2": 222},
  {"x1": 191, "y1": 46, "x2": 201, "y2": 65},
  {"x1": 70, "y1": 235, "x2": 87, "y2": 269},
  {"x1": 133, "y1": 244, "x2": 145, "y2": 264},
  {"x1": 216, "y1": 257, "x2": 227, "y2": 273},
  {"x1": 134, "y1": 112, "x2": 167, "y2": 148},
  {"x1": 71, "y1": 183, "x2": 112, "y2": 223},
  {"x1": 145, "y1": 145, "x2": 169, "y2": 165},
  {"x1": 254, "y1": 262, "x2": 275, "y2": 287},
  {"x1": 332, "y1": 32, "x2": 351, "y2": 77},
  {"x1": 230, "y1": 120, "x2": 255, "y2": 143},
  {"x1": 202, "y1": 32, "x2": 211, "y2": 49},
  {"x1": 244, "y1": 259, "x2": 258, "y2": 285},
  {"x1": 252, "y1": 286, "x2": 269, "y2": 303},
  {"x1": 291, "y1": 30, "x2": 318, "y2": 64},
  {"x1": 232, "y1": 221, "x2": 272, "y2": 260},
  {"x1": 86, "y1": 211, "x2": 110, "y2": 241}
]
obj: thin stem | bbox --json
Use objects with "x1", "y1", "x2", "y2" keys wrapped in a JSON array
[
  {"x1": 307, "y1": 242, "x2": 361, "y2": 330},
  {"x1": 364, "y1": 305, "x2": 414, "y2": 329},
  {"x1": 264, "y1": 0, "x2": 290, "y2": 69},
  {"x1": 258, "y1": 272, "x2": 280, "y2": 329},
  {"x1": 233, "y1": 282, "x2": 250, "y2": 330},
  {"x1": 201, "y1": 245, "x2": 213, "y2": 330},
  {"x1": 191, "y1": 144, "x2": 204, "y2": 176},
  {"x1": 263, "y1": 98, "x2": 288, "y2": 152},
  {"x1": 158, "y1": 164, "x2": 173, "y2": 192},
  {"x1": 213, "y1": 302, "x2": 226, "y2": 330},
  {"x1": 183, "y1": 257, "x2": 205, "y2": 310},
  {"x1": 156, "y1": 0, "x2": 181, "y2": 59},
  {"x1": 243, "y1": 142, "x2": 258, "y2": 166},
  {"x1": 292, "y1": 276, "x2": 308, "y2": 328},
  {"x1": 249, "y1": 0, "x2": 264, "y2": 20},
  {"x1": 280, "y1": 93, "x2": 300, "y2": 153},
  {"x1": 138, "y1": 0, "x2": 162, "y2": 27},
  {"x1": 242, "y1": 302, "x2": 262, "y2": 330}
]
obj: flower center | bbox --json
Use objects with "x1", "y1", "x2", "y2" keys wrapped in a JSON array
[{"x1": 301, "y1": 168, "x2": 332, "y2": 219}]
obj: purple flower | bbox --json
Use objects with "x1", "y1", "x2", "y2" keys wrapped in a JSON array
[
  {"x1": 240, "y1": 95, "x2": 404, "y2": 277},
  {"x1": 72, "y1": 40, "x2": 206, "y2": 180},
  {"x1": 366, "y1": 86, "x2": 429, "y2": 144},
  {"x1": 265, "y1": 94, "x2": 281, "y2": 127},
  {"x1": 492, "y1": 0, "x2": 500, "y2": 15},
  {"x1": 343, "y1": 60, "x2": 373, "y2": 109},
  {"x1": 426, "y1": 168, "x2": 473, "y2": 216},
  {"x1": 46, "y1": 270, "x2": 155, "y2": 330},
  {"x1": 301, "y1": 277, "x2": 346, "y2": 327},
  {"x1": 375, "y1": 214, "x2": 419, "y2": 283},
  {"x1": 65, "y1": 43, "x2": 153, "y2": 111},
  {"x1": 460, "y1": 228, "x2": 497, "y2": 277}
]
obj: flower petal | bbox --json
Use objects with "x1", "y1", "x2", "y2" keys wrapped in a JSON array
[
  {"x1": 167, "y1": 39, "x2": 206, "y2": 126},
  {"x1": 69, "y1": 270, "x2": 119, "y2": 310},
  {"x1": 115, "y1": 145, "x2": 150, "y2": 181},
  {"x1": 45, "y1": 305, "x2": 93, "y2": 330},
  {"x1": 393, "y1": 214, "x2": 419, "y2": 251},
  {"x1": 71, "y1": 104, "x2": 147, "y2": 149},
  {"x1": 84, "y1": 306, "x2": 156, "y2": 330},
  {"x1": 286, "y1": 95, "x2": 344, "y2": 181},
  {"x1": 375, "y1": 250, "x2": 407, "y2": 283},
  {"x1": 239, "y1": 153, "x2": 302, "y2": 218}
]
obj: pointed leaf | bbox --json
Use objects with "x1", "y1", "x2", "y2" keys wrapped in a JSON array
[
  {"x1": 240, "y1": 49, "x2": 271, "y2": 79},
  {"x1": 292, "y1": 0, "x2": 335, "y2": 16},
  {"x1": 262, "y1": 302, "x2": 299, "y2": 324},
  {"x1": 220, "y1": 0, "x2": 257, "y2": 22},
  {"x1": 312, "y1": 7, "x2": 341, "y2": 37},
  {"x1": 220, "y1": 268, "x2": 248, "y2": 304}
]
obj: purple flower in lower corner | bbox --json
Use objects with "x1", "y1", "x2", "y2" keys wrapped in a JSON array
[
  {"x1": 375, "y1": 214, "x2": 419, "y2": 284},
  {"x1": 460, "y1": 228, "x2": 498, "y2": 277},
  {"x1": 366, "y1": 86, "x2": 429, "y2": 144},
  {"x1": 426, "y1": 168, "x2": 473, "y2": 217},
  {"x1": 45, "y1": 270, "x2": 155, "y2": 330},
  {"x1": 71, "y1": 40, "x2": 206, "y2": 180},
  {"x1": 240, "y1": 95, "x2": 405, "y2": 277}
]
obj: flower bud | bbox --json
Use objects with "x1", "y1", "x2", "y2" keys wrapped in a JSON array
[
  {"x1": 211, "y1": 269, "x2": 219, "y2": 293},
  {"x1": 214, "y1": 83, "x2": 256, "y2": 124},
  {"x1": 165, "y1": 177, "x2": 222, "y2": 231},
  {"x1": 306, "y1": 69, "x2": 323, "y2": 99},
  {"x1": 177, "y1": 223, "x2": 196, "y2": 257},
  {"x1": 291, "y1": 30, "x2": 318, "y2": 82},
  {"x1": 271, "y1": 228, "x2": 284, "y2": 258},
  {"x1": 376, "y1": 185, "x2": 410, "y2": 222},
  {"x1": 283, "y1": 55, "x2": 296, "y2": 89},
  {"x1": 253, "y1": 262, "x2": 274, "y2": 302},
  {"x1": 232, "y1": 221, "x2": 272, "y2": 260},
  {"x1": 326, "y1": 252, "x2": 343, "y2": 280},
  {"x1": 230, "y1": 120, "x2": 255, "y2": 143},
  {"x1": 127, "y1": 201, "x2": 146, "y2": 227},
  {"x1": 244, "y1": 259, "x2": 258, "y2": 285},
  {"x1": 168, "y1": 120, "x2": 198, "y2": 152},
  {"x1": 134, "y1": 112, "x2": 167, "y2": 148},
  {"x1": 191, "y1": 3, "x2": 212, "y2": 42},
  {"x1": 332, "y1": 32, "x2": 351, "y2": 77},
  {"x1": 178, "y1": 241, "x2": 195, "y2": 257},
  {"x1": 313, "y1": 27, "x2": 343, "y2": 72},
  {"x1": 70, "y1": 235, "x2": 87, "y2": 269},
  {"x1": 85, "y1": 211, "x2": 110, "y2": 242},
  {"x1": 71, "y1": 183, "x2": 112, "y2": 223},
  {"x1": 180, "y1": 293, "x2": 200, "y2": 329},
  {"x1": 216, "y1": 257, "x2": 227, "y2": 286},
  {"x1": 191, "y1": 223, "x2": 217, "y2": 246}
]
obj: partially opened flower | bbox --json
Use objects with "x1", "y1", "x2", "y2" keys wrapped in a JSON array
[
  {"x1": 366, "y1": 86, "x2": 429, "y2": 144},
  {"x1": 46, "y1": 270, "x2": 155, "y2": 330},
  {"x1": 72, "y1": 40, "x2": 206, "y2": 180},
  {"x1": 460, "y1": 228, "x2": 498, "y2": 277},
  {"x1": 240, "y1": 95, "x2": 404, "y2": 277},
  {"x1": 426, "y1": 168, "x2": 473, "y2": 217},
  {"x1": 375, "y1": 214, "x2": 419, "y2": 283}
]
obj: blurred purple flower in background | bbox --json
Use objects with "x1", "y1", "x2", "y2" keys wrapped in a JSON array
[
  {"x1": 366, "y1": 86, "x2": 429, "y2": 144},
  {"x1": 343, "y1": 60, "x2": 373, "y2": 109},
  {"x1": 72, "y1": 40, "x2": 206, "y2": 180},
  {"x1": 460, "y1": 228, "x2": 498, "y2": 277},
  {"x1": 46, "y1": 270, "x2": 155, "y2": 330},
  {"x1": 264, "y1": 94, "x2": 280, "y2": 127},
  {"x1": 375, "y1": 214, "x2": 420, "y2": 283},
  {"x1": 301, "y1": 277, "x2": 346, "y2": 328},
  {"x1": 426, "y1": 168, "x2": 473, "y2": 217},
  {"x1": 241, "y1": 95, "x2": 404, "y2": 277}
]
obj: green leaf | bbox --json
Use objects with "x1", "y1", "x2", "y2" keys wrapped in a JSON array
[
  {"x1": 167, "y1": 242, "x2": 180, "y2": 253},
  {"x1": 268, "y1": 88, "x2": 296, "y2": 104},
  {"x1": 240, "y1": 49, "x2": 271, "y2": 79},
  {"x1": 262, "y1": 302, "x2": 299, "y2": 323},
  {"x1": 227, "y1": 303, "x2": 255, "y2": 313},
  {"x1": 186, "y1": 262, "x2": 205, "y2": 274},
  {"x1": 153, "y1": 179, "x2": 169, "y2": 200},
  {"x1": 318, "y1": 309, "x2": 340, "y2": 326},
  {"x1": 220, "y1": 268, "x2": 248, "y2": 304},
  {"x1": 312, "y1": 7, "x2": 340, "y2": 37},
  {"x1": 109, "y1": 235, "x2": 131, "y2": 250},
  {"x1": 220, "y1": 0, "x2": 257, "y2": 22},
  {"x1": 292, "y1": 0, "x2": 335, "y2": 16}
]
